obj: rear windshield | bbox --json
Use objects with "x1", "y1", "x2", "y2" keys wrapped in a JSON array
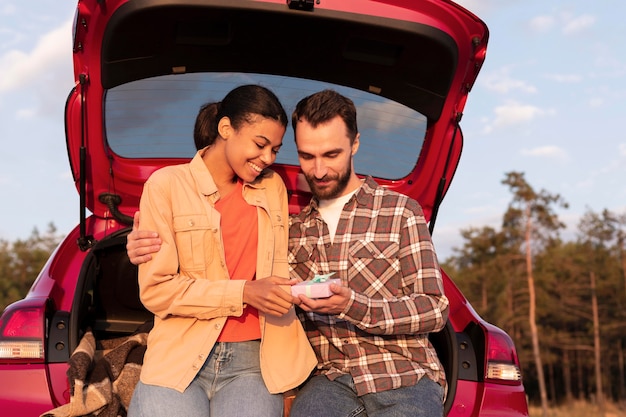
[{"x1": 104, "y1": 73, "x2": 426, "y2": 180}]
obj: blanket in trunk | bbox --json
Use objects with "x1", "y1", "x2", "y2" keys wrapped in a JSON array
[{"x1": 41, "y1": 321, "x2": 152, "y2": 417}]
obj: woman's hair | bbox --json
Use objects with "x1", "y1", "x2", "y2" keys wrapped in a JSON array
[
  {"x1": 291, "y1": 89, "x2": 358, "y2": 144},
  {"x1": 193, "y1": 84, "x2": 288, "y2": 150}
]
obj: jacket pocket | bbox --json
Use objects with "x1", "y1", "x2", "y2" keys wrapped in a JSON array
[{"x1": 173, "y1": 214, "x2": 215, "y2": 272}]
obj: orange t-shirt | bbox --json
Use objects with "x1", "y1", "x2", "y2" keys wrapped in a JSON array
[{"x1": 215, "y1": 181, "x2": 261, "y2": 342}]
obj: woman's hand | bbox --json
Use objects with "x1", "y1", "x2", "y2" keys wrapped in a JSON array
[{"x1": 243, "y1": 277, "x2": 300, "y2": 316}]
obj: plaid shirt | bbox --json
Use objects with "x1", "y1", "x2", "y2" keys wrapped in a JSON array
[{"x1": 289, "y1": 177, "x2": 449, "y2": 396}]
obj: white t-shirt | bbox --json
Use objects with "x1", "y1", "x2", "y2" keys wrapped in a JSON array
[{"x1": 318, "y1": 188, "x2": 359, "y2": 243}]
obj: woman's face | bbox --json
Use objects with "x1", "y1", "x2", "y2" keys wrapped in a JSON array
[{"x1": 222, "y1": 116, "x2": 285, "y2": 183}]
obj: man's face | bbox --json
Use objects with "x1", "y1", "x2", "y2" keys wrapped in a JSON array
[{"x1": 295, "y1": 115, "x2": 359, "y2": 200}]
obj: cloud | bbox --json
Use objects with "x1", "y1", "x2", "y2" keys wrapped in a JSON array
[
  {"x1": 574, "y1": 150, "x2": 626, "y2": 193},
  {"x1": 529, "y1": 15, "x2": 555, "y2": 32},
  {"x1": 0, "y1": 26, "x2": 24, "y2": 50},
  {"x1": 59, "y1": 170, "x2": 74, "y2": 181},
  {"x1": 575, "y1": 178, "x2": 594, "y2": 189},
  {"x1": 562, "y1": 14, "x2": 596, "y2": 35},
  {"x1": 0, "y1": 18, "x2": 74, "y2": 120},
  {"x1": 453, "y1": 0, "x2": 494, "y2": 17},
  {"x1": 481, "y1": 67, "x2": 537, "y2": 94},
  {"x1": 586, "y1": 42, "x2": 626, "y2": 74},
  {"x1": 588, "y1": 97, "x2": 603, "y2": 107},
  {"x1": 529, "y1": 12, "x2": 596, "y2": 36},
  {"x1": 482, "y1": 101, "x2": 554, "y2": 134},
  {"x1": 15, "y1": 107, "x2": 36, "y2": 120},
  {"x1": 544, "y1": 73, "x2": 582, "y2": 83},
  {"x1": 521, "y1": 145, "x2": 568, "y2": 161},
  {"x1": 464, "y1": 204, "x2": 501, "y2": 216},
  {"x1": 0, "y1": 4, "x2": 16, "y2": 16},
  {"x1": 0, "y1": 18, "x2": 73, "y2": 94}
]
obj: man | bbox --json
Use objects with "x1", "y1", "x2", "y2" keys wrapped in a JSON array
[{"x1": 127, "y1": 90, "x2": 449, "y2": 416}]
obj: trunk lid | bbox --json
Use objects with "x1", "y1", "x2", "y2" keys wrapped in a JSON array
[{"x1": 66, "y1": 0, "x2": 488, "y2": 234}]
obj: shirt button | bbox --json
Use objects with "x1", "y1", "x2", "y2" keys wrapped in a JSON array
[
  {"x1": 215, "y1": 324, "x2": 222, "y2": 330},
  {"x1": 188, "y1": 219, "x2": 194, "y2": 226},
  {"x1": 342, "y1": 339, "x2": 349, "y2": 344},
  {"x1": 230, "y1": 306, "x2": 237, "y2": 312}
]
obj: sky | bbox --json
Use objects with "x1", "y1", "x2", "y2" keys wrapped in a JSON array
[{"x1": 1, "y1": 1, "x2": 625, "y2": 260}]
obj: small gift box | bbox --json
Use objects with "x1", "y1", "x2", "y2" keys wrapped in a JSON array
[{"x1": 291, "y1": 273, "x2": 340, "y2": 298}]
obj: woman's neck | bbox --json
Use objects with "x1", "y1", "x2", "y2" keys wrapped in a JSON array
[{"x1": 202, "y1": 145, "x2": 238, "y2": 195}]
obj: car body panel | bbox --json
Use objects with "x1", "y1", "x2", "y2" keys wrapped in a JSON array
[{"x1": 0, "y1": 365, "x2": 56, "y2": 415}]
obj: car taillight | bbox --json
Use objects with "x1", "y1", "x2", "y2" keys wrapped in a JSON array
[
  {"x1": 0, "y1": 299, "x2": 47, "y2": 363},
  {"x1": 485, "y1": 329, "x2": 523, "y2": 384}
]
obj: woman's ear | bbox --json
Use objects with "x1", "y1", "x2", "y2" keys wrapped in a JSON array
[{"x1": 217, "y1": 116, "x2": 233, "y2": 140}]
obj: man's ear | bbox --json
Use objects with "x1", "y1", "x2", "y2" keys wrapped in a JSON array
[
  {"x1": 217, "y1": 116, "x2": 233, "y2": 139},
  {"x1": 351, "y1": 133, "x2": 360, "y2": 156}
]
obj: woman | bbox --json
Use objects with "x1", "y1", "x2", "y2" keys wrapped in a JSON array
[{"x1": 128, "y1": 85, "x2": 316, "y2": 417}]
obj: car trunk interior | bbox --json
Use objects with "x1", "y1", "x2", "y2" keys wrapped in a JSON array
[
  {"x1": 67, "y1": 230, "x2": 458, "y2": 412},
  {"x1": 70, "y1": 231, "x2": 153, "y2": 350}
]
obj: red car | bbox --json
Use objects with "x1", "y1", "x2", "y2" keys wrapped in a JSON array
[{"x1": 0, "y1": 0, "x2": 529, "y2": 415}]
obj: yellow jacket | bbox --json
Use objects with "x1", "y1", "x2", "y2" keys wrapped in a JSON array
[{"x1": 138, "y1": 148, "x2": 316, "y2": 393}]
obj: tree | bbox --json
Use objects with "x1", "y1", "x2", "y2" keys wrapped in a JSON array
[
  {"x1": 534, "y1": 241, "x2": 592, "y2": 403},
  {"x1": 0, "y1": 223, "x2": 63, "y2": 311},
  {"x1": 501, "y1": 171, "x2": 568, "y2": 417},
  {"x1": 576, "y1": 209, "x2": 626, "y2": 409},
  {"x1": 443, "y1": 226, "x2": 525, "y2": 339},
  {"x1": 446, "y1": 206, "x2": 626, "y2": 406}
]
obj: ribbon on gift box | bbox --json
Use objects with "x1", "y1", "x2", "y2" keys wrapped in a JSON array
[{"x1": 311, "y1": 272, "x2": 335, "y2": 283}]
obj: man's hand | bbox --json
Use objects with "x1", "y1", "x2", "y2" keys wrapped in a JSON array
[
  {"x1": 244, "y1": 277, "x2": 300, "y2": 317},
  {"x1": 126, "y1": 211, "x2": 162, "y2": 265},
  {"x1": 296, "y1": 283, "x2": 351, "y2": 314}
]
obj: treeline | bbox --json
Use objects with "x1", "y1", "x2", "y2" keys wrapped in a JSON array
[
  {"x1": 442, "y1": 171, "x2": 626, "y2": 414},
  {"x1": 0, "y1": 223, "x2": 63, "y2": 311}
]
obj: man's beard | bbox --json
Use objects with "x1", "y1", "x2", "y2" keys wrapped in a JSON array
[{"x1": 305, "y1": 165, "x2": 352, "y2": 200}]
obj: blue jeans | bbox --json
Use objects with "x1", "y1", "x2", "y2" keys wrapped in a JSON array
[
  {"x1": 128, "y1": 340, "x2": 283, "y2": 417},
  {"x1": 290, "y1": 374, "x2": 444, "y2": 417}
]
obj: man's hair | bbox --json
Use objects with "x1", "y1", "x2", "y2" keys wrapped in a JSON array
[{"x1": 291, "y1": 89, "x2": 358, "y2": 144}]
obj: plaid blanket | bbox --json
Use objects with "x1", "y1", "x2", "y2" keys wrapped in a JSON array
[{"x1": 42, "y1": 321, "x2": 152, "y2": 417}]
